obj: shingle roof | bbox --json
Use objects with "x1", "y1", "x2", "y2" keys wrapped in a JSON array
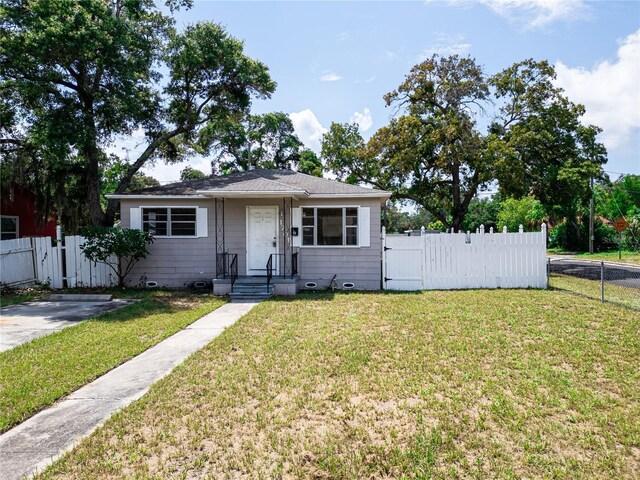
[{"x1": 112, "y1": 169, "x2": 390, "y2": 197}]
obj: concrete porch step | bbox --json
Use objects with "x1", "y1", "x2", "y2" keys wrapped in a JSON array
[{"x1": 229, "y1": 292, "x2": 273, "y2": 302}]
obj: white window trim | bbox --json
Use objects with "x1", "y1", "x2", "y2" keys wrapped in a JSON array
[
  {"x1": 301, "y1": 206, "x2": 360, "y2": 248},
  {"x1": 1, "y1": 215, "x2": 19, "y2": 239},
  {"x1": 141, "y1": 207, "x2": 198, "y2": 238}
]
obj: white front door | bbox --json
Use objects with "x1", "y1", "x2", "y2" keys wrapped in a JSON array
[{"x1": 247, "y1": 206, "x2": 279, "y2": 275}]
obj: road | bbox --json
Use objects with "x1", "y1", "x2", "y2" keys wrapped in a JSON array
[{"x1": 548, "y1": 257, "x2": 640, "y2": 290}]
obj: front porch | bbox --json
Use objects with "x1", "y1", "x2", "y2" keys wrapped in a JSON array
[{"x1": 211, "y1": 196, "x2": 300, "y2": 297}]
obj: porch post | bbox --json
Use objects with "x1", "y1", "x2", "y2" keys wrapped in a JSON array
[
  {"x1": 282, "y1": 197, "x2": 293, "y2": 277},
  {"x1": 215, "y1": 198, "x2": 225, "y2": 277}
]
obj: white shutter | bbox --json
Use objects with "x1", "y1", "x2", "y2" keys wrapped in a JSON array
[
  {"x1": 358, "y1": 206, "x2": 370, "y2": 247},
  {"x1": 197, "y1": 207, "x2": 208, "y2": 238},
  {"x1": 292, "y1": 207, "x2": 302, "y2": 247},
  {"x1": 129, "y1": 207, "x2": 142, "y2": 230}
]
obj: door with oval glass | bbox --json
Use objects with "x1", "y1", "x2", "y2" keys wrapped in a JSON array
[{"x1": 246, "y1": 206, "x2": 279, "y2": 275}]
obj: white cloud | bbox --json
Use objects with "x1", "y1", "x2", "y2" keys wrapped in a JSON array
[
  {"x1": 354, "y1": 75, "x2": 377, "y2": 84},
  {"x1": 385, "y1": 50, "x2": 399, "y2": 60},
  {"x1": 427, "y1": 0, "x2": 589, "y2": 29},
  {"x1": 320, "y1": 72, "x2": 342, "y2": 82},
  {"x1": 418, "y1": 32, "x2": 471, "y2": 61},
  {"x1": 350, "y1": 108, "x2": 373, "y2": 132},
  {"x1": 289, "y1": 109, "x2": 328, "y2": 152},
  {"x1": 554, "y1": 29, "x2": 640, "y2": 151}
]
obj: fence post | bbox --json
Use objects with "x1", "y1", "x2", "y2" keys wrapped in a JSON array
[
  {"x1": 600, "y1": 261, "x2": 605, "y2": 303},
  {"x1": 503, "y1": 226, "x2": 507, "y2": 233},
  {"x1": 381, "y1": 226, "x2": 386, "y2": 290},
  {"x1": 421, "y1": 225, "x2": 426, "y2": 289},
  {"x1": 56, "y1": 225, "x2": 64, "y2": 289}
]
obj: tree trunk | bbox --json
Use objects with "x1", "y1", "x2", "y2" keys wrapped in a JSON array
[{"x1": 81, "y1": 109, "x2": 105, "y2": 227}]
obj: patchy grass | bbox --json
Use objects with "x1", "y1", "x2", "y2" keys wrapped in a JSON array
[
  {"x1": 38, "y1": 290, "x2": 639, "y2": 479},
  {"x1": 548, "y1": 249, "x2": 640, "y2": 266},
  {"x1": 0, "y1": 286, "x2": 46, "y2": 307},
  {"x1": 550, "y1": 273, "x2": 640, "y2": 311},
  {"x1": 0, "y1": 291, "x2": 225, "y2": 433},
  {"x1": 576, "y1": 250, "x2": 640, "y2": 265}
]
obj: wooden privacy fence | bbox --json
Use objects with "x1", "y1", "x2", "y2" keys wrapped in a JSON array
[
  {"x1": 382, "y1": 225, "x2": 547, "y2": 291},
  {"x1": 0, "y1": 227, "x2": 116, "y2": 288}
]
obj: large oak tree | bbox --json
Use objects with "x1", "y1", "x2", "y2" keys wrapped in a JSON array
[
  {"x1": 1, "y1": 0, "x2": 275, "y2": 228},
  {"x1": 321, "y1": 55, "x2": 606, "y2": 232}
]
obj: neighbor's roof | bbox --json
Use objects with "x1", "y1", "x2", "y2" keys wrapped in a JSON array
[{"x1": 105, "y1": 169, "x2": 391, "y2": 199}]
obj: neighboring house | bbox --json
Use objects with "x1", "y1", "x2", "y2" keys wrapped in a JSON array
[
  {"x1": 0, "y1": 184, "x2": 57, "y2": 240},
  {"x1": 107, "y1": 169, "x2": 391, "y2": 296}
]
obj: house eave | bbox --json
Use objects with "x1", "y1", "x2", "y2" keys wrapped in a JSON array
[
  {"x1": 105, "y1": 194, "x2": 208, "y2": 200},
  {"x1": 195, "y1": 190, "x2": 308, "y2": 199},
  {"x1": 307, "y1": 192, "x2": 392, "y2": 199}
]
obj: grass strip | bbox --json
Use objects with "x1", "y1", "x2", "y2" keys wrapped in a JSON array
[{"x1": 0, "y1": 291, "x2": 225, "y2": 433}]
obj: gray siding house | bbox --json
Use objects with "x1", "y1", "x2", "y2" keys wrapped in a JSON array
[{"x1": 107, "y1": 169, "x2": 391, "y2": 296}]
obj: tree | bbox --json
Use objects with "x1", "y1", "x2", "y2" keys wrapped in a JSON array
[
  {"x1": 490, "y1": 59, "x2": 606, "y2": 243},
  {"x1": 80, "y1": 227, "x2": 154, "y2": 287},
  {"x1": 202, "y1": 112, "x2": 303, "y2": 173},
  {"x1": 461, "y1": 195, "x2": 502, "y2": 233},
  {"x1": 1, "y1": 1, "x2": 275, "y2": 228},
  {"x1": 180, "y1": 166, "x2": 207, "y2": 181},
  {"x1": 298, "y1": 149, "x2": 323, "y2": 177},
  {"x1": 497, "y1": 196, "x2": 545, "y2": 232},
  {"x1": 321, "y1": 55, "x2": 606, "y2": 234},
  {"x1": 323, "y1": 56, "x2": 494, "y2": 232}
]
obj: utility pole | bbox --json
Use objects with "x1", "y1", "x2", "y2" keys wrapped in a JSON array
[{"x1": 589, "y1": 176, "x2": 594, "y2": 254}]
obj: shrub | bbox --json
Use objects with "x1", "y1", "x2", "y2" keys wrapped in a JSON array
[{"x1": 80, "y1": 227, "x2": 154, "y2": 287}]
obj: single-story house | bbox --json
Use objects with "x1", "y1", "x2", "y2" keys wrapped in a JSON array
[{"x1": 107, "y1": 169, "x2": 391, "y2": 296}]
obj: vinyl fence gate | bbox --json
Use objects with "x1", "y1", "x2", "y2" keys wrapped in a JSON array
[{"x1": 382, "y1": 225, "x2": 548, "y2": 291}]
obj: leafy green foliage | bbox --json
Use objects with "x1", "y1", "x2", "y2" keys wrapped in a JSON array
[
  {"x1": 548, "y1": 219, "x2": 616, "y2": 252},
  {"x1": 497, "y1": 196, "x2": 545, "y2": 232},
  {"x1": 321, "y1": 55, "x2": 607, "y2": 234},
  {"x1": 79, "y1": 228, "x2": 154, "y2": 287},
  {"x1": 383, "y1": 204, "x2": 433, "y2": 233},
  {"x1": 298, "y1": 149, "x2": 323, "y2": 177},
  {"x1": 202, "y1": 112, "x2": 302, "y2": 173},
  {"x1": 460, "y1": 195, "x2": 502, "y2": 232},
  {"x1": 1, "y1": 1, "x2": 275, "y2": 228},
  {"x1": 490, "y1": 60, "x2": 606, "y2": 227},
  {"x1": 180, "y1": 166, "x2": 207, "y2": 181}
]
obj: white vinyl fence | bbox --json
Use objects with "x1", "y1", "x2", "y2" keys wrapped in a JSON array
[
  {"x1": 0, "y1": 227, "x2": 116, "y2": 289},
  {"x1": 382, "y1": 225, "x2": 547, "y2": 291}
]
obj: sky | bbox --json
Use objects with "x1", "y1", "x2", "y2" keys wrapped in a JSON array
[{"x1": 115, "y1": 0, "x2": 640, "y2": 183}]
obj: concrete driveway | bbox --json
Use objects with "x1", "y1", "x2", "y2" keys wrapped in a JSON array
[{"x1": 0, "y1": 299, "x2": 131, "y2": 352}]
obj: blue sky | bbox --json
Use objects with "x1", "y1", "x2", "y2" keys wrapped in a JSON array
[{"x1": 128, "y1": 0, "x2": 640, "y2": 182}]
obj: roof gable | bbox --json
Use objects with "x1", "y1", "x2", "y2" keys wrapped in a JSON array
[{"x1": 107, "y1": 169, "x2": 391, "y2": 199}]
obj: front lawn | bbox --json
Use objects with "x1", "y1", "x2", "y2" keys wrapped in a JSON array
[
  {"x1": 0, "y1": 291, "x2": 225, "y2": 433},
  {"x1": 39, "y1": 290, "x2": 639, "y2": 479}
]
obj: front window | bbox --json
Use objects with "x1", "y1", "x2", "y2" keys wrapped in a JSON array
[
  {"x1": 142, "y1": 208, "x2": 196, "y2": 236},
  {"x1": 302, "y1": 207, "x2": 358, "y2": 246},
  {"x1": 0, "y1": 216, "x2": 19, "y2": 240}
]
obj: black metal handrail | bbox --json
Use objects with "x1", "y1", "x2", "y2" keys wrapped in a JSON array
[
  {"x1": 266, "y1": 254, "x2": 273, "y2": 292},
  {"x1": 229, "y1": 253, "x2": 238, "y2": 290},
  {"x1": 292, "y1": 251, "x2": 298, "y2": 276}
]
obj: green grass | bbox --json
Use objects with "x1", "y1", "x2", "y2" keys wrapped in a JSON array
[
  {"x1": 576, "y1": 250, "x2": 640, "y2": 265},
  {"x1": 548, "y1": 249, "x2": 640, "y2": 265},
  {"x1": 550, "y1": 273, "x2": 640, "y2": 311},
  {"x1": 0, "y1": 287, "x2": 45, "y2": 306},
  {"x1": 37, "y1": 290, "x2": 639, "y2": 479},
  {"x1": 0, "y1": 291, "x2": 225, "y2": 433}
]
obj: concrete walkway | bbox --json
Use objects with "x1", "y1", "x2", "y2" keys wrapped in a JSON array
[
  {"x1": 0, "y1": 301, "x2": 258, "y2": 480},
  {"x1": 0, "y1": 300, "x2": 131, "y2": 352}
]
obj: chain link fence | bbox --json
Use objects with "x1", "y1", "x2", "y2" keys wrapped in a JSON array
[{"x1": 548, "y1": 258, "x2": 640, "y2": 311}]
